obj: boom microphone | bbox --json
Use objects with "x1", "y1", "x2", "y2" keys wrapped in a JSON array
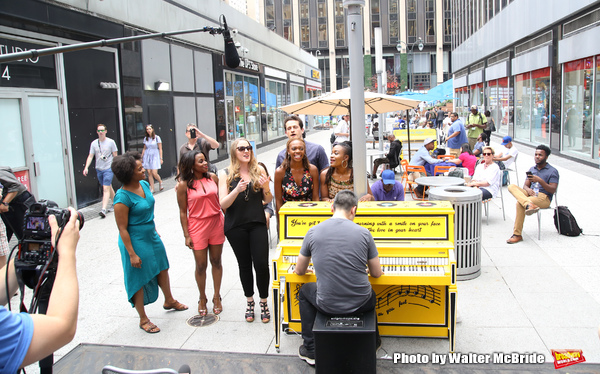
[{"x1": 222, "y1": 16, "x2": 240, "y2": 69}]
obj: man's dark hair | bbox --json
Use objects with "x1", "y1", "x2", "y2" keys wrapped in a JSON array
[
  {"x1": 112, "y1": 151, "x2": 142, "y2": 184},
  {"x1": 284, "y1": 115, "x2": 304, "y2": 130},
  {"x1": 450, "y1": 112, "x2": 458, "y2": 117},
  {"x1": 536, "y1": 144, "x2": 551, "y2": 157},
  {"x1": 333, "y1": 190, "x2": 357, "y2": 212}
]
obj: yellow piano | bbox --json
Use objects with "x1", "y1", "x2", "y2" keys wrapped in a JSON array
[{"x1": 272, "y1": 201, "x2": 457, "y2": 352}]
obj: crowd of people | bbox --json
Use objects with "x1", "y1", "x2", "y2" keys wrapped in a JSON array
[{"x1": 1, "y1": 109, "x2": 563, "y2": 370}]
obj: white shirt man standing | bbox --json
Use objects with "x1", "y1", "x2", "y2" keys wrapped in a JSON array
[
  {"x1": 83, "y1": 124, "x2": 118, "y2": 218},
  {"x1": 334, "y1": 114, "x2": 350, "y2": 143}
]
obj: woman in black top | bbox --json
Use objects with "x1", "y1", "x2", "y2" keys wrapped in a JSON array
[{"x1": 218, "y1": 138, "x2": 273, "y2": 323}]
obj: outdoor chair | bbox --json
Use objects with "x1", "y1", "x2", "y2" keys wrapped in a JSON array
[
  {"x1": 405, "y1": 165, "x2": 427, "y2": 200},
  {"x1": 536, "y1": 188, "x2": 559, "y2": 240},
  {"x1": 505, "y1": 154, "x2": 519, "y2": 186},
  {"x1": 482, "y1": 185, "x2": 505, "y2": 225},
  {"x1": 433, "y1": 165, "x2": 454, "y2": 176},
  {"x1": 436, "y1": 154, "x2": 454, "y2": 161}
]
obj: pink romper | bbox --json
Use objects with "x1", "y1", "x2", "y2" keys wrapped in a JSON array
[{"x1": 187, "y1": 178, "x2": 225, "y2": 249}]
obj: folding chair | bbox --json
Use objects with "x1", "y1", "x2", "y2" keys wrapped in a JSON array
[
  {"x1": 433, "y1": 165, "x2": 454, "y2": 176},
  {"x1": 405, "y1": 165, "x2": 427, "y2": 200},
  {"x1": 505, "y1": 154, "x2": 519, "y2": 186},
  {"x1": 399, "y1": 159, "x2": 409, "y2": 189},
  {"x1": 482, "y1": 186, "x2": 505, "y2": 225},
  {"x1": 437, "y1": 154, "x2": 454, "y2": 161},
  {"x1": 537, "y1": 189, "x2": 559, "y2": 240}
]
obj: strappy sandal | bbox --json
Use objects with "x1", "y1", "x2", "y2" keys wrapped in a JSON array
[
  {"x1": 198, "y1": 298, "x2": 208, "y2": 317},
  {"x1": 245, "y1": 300, "x2": 255, "y2": 322},
  {"x1": 163, "y1": 300, "x2": 189, "y2": 311},
  {"x1": 260, "y1": 301, "x2": 270, "y2": 323},
  {"x1": 139, "y1": 320, "x2": 160, "y2": 334},
  {"x1": 213, "y1": 296, "x2": 223, "y2": 315}
]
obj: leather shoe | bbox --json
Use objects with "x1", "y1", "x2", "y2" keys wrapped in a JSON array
[{"x1": 506, "y1": 235, "x2": 523, "y2": 244}]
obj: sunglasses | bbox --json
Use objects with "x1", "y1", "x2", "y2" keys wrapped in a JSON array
[
  {"x1": 97, "y1": 129, "x2": 106, "y2": 133},
  {"x1": 482, "y1": 152, "x2": 493, "y2": 156},
  {"x1": 237, "y1": 146, "x2": 252, "y2": 152}
]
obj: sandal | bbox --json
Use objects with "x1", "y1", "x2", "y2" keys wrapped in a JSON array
[
  {"x1": 245, "y1": 300, "x2": 255, "y2": 322},
  {"x1": 139, "y1": 320, "x2": 160, "y2": 334},
  {"x1": 213, "y1": 296, "x2": 223, "y2": 315},
  {"x1": 163, "y1": 300, "x2": 189, "y2": 311},
  {"x1": 198, "y1": 298, "x2": 208, "y2": 317},
  {"x1": 159, "y1": 183, "x2": 164, "y2": 191},
  {"x1": 260, "y1": 301, "x2": 270, "y2": 323}
]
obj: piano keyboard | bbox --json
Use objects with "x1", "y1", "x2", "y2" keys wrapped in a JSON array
[
  {"x1": 381, "y1": 265, "x2": 445, "y2": 276},
  {"x1": 380, "y1": 257, "x2": 449, "y2": 266}
]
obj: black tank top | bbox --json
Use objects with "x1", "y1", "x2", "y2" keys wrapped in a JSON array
[{"x1": 224, "y1": 176, "x2": 266, "y2": 233}]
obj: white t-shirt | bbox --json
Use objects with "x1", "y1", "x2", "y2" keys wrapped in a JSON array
[
  {"x1": 498, "y1": 145, "x2": 518, "y2": 169},
  {"x1": 472, "y1": 162, "x2": 501, "y2": 198},
  {"x1": 334, "y1": 119, "x2": 350, "y2": 142},
  {"x1": 89, "y1": 138, "x2": 118, "y2": 170}
]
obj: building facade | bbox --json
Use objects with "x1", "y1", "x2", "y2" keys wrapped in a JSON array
[
  {"x1": 248, "y1": 0, "x2": 452, "y2": 94},
  {"x1": 451, "y1": 0, "x2": 600, "y2": 167},
  {"x1": 1, "y1": 0, "x2": 320, "y2": 208}
]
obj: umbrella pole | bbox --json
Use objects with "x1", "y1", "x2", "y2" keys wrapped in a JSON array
[{"x1": 407, "y1": 111, "x2": 412, "y2": 162}]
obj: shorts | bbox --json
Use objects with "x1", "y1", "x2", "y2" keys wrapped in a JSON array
[
  {"x1": 188, "y1": 213, "x2": 225, "y2": 250},
  {"x1": 96, "y1": 168, "x2": 114, "y2": 186}
]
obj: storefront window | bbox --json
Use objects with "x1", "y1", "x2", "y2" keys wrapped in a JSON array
[
  {"x1": 562, "y1": 57, "x2": 593, "y2": 157},
  {"x1": 454, "y1": 87, "x2": 469, "y2": 119},
  {"x1": 531, "y1": 68, "x2": 551, "y2": 145},
  {"x1": 227, "y1": 73, "x2": 261, "y2": 144},
  {"x1": 594, "y1": 56, "x2": 600, "y2": 161},
  {"x1": 498, "y1": 78, "x2": 509, "y2": 135},
  {"x1": 244, "y1": 76, "x2": 260, "y2": 144},
  {"x1": 0, "y1": 98, "x2": 27, "y2": 167},
  {"x1": 469, "y1": 83, "x2": 484, "y2": 108},
  {"x1": 514, "y1": 72, "x2": 531, "y2": 141},
  {"x1": 266, "y1": 79, "x2": 287, "y2": 141}
]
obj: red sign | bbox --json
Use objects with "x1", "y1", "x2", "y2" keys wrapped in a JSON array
[
  {"x1": 551, "y1": 349, "x2": 586, "y2": 369},
  {"x1": 14, "y1": 170, "x2": 31, "y2": 192}
]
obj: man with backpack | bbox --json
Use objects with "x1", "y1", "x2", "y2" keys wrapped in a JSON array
[
  {"x1": 506, "y1": 145, "x2": 559, "y2": 244},
  {"x1": 465, "y1": 105, "x2": 487, "y2": 149}
]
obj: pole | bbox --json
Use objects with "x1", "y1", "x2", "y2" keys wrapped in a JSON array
[
  {"x1": 374, "y1": 28, "x2": 385, "y2": 153},
  {"x1": 344, "y1": 0, "x2": 367, "y2": 198},
  {"x1": 407, "y1": 46, "x2": 413, "y2": 161}
]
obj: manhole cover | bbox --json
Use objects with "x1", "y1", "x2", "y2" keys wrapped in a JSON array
[{"x1": 187, "y1": 314, "x2": 219, "y2": 327}]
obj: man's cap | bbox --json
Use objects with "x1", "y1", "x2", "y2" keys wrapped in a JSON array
[
  {"x1": 381, "y1": 170, "x2": 396, "y2": 185},
  {"x1": 501, "y1": 136, "x2": 512, "y2": 145},
  {"x1": 423, "y1": 137, "x2": 435, "y2": 146},
  {"x1": 470, "y1": 105, "x2": 478, "y2": 110}
]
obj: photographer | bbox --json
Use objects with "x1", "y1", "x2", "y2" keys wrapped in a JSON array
[
  {"x1": 0, "y1": 208, "x2": 80, "y2": 373},
  {"x1": 0, "y1": 167, "x2": 37, "y2": 243}
]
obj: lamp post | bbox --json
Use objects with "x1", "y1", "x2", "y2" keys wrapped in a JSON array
[{"x1": 396, "y1": 37, "x2": 424, "y2": 92}]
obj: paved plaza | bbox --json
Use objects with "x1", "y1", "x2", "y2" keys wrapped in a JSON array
[{"x1": 17, "y1": 129, "x2": 600, "y2": 373}]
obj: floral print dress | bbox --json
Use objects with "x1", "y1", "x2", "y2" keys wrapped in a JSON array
[{"x1": 282, "y1": 168, "x2": 313, "y2": 202}]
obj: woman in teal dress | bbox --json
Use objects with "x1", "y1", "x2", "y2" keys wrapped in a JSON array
[{"x1": 112, "y1": 151, "x2": 187, "y2": 333}]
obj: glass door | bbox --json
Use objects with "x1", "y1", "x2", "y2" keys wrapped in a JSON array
[{"x1": 28, "y1": 96, "x2": 69, "y2": 207}]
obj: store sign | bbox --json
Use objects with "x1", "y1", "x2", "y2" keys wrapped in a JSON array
[
  {"x1": 239, "y1": 58, "x2": 259, "y2": 72},
  {"x1": 0, "y1": 38, "x2": 57, "y2": 89},
  {"x1": 311, "y1": 70, "x2": 320, "y2": 79}
]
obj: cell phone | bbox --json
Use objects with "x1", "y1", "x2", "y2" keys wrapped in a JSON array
[
  {"x1": 190, "y1": 129, "x2": 197, "y2": 138},
  {"x1": 526, "y1": 171, "x2": 533, "y2": 177}
]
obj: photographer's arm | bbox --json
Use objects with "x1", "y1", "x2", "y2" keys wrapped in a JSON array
[
  {"x1": 0, "y1": 191, "x2": 17, "y2": 213},
  {"x1": 0, "y1": 260, "x2": 19, "y2": 305},
  {"x1": 22, "y1": 208, "x2": 80, "y2": 367}
]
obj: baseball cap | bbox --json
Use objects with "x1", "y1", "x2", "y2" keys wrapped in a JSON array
[
  {"x1": 381, "y1": 170, "x2": 396, "y2": 185},
  {"x1": 501, "y1": 136, "x2": 512, "y2": 145},
  {"x1": 470, "y1": 105, "x2": 478, "y2": 110},
  {"x1": 423, "y1": 137, "x2": 435, "y2": 146}
]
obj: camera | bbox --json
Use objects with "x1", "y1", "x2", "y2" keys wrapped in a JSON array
[
  {"x1": 100, "y1": 155, "x2": 108, "y2": 160},
  {"x1": 190, "y1": 129, "x2": 197, "y2": 138},
  {"x1": 15, "y1": 200, "x2": 84, "y2": 289}
]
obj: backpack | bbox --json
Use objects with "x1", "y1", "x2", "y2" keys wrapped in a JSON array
[
  {"x1": 553, "y1": 206, "x2": 582, "y2": 236},
  {"x1": 502, "y1": 170, "x2": 509, "y2": 186},
  {"x1": 330, "y1": 132, "x2": 336, "y2": 144}
]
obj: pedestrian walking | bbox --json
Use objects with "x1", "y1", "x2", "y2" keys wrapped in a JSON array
[
  {"x1": 83, "y1": 124, "x2": 118, "y2": 218},
  {"x1": 141, "y1": 125, "x2": 164, "y2": 193}
]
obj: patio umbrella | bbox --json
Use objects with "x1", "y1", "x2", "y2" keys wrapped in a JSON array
[{"x1": 280, "y1": 87, "x2": 421, "y2": 116}]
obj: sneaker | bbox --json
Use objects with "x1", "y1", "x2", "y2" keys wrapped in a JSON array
[
  {"x1": 99, "y1": 209, "x2": 107, "y2": 218},
  {"x1": 298, "y1": 345, "x2": 315, "y2": 366},
  {"x1": 107, "y1": 205, "x2": 114, "y2": 213}
]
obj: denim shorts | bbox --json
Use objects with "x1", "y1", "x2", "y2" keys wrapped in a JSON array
[{"x1": 96, "y1": 168, "x2": 114, "y2": 186}]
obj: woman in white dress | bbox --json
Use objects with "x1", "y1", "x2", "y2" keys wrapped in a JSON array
[{"x1": 141, "y1": 125, "x2": 164, "y2": 193}]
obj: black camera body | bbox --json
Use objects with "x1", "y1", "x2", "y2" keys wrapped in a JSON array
[{"x1": 16, "y1": 200, "x2": 83, "y2": 289}]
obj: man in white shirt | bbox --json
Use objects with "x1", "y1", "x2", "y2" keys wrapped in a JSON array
[
  {"x1": 494, "y1": 136, "x2": 518, "y2": 169},
  {"x1": 334, "y1": 114, "x2": 350, "y2": 143}
]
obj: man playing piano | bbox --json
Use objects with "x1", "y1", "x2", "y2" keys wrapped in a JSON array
[{"x1": 294, "y1": 190, "x2": 383, "y2": 366}]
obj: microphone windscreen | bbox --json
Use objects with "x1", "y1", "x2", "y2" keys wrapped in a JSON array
[{"x1": 224, "y1": 38, "x2": 240, "y2": 69}]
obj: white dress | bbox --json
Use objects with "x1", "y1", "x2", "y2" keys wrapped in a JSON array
[{"x1": 143, "y1": 136, "x2": 162, "y2": 170}]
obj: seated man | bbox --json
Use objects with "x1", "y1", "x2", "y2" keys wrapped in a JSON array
[
  {"x1": 294, "y1": 191, "x2": 383, "y2": 366},
  {"x1": 371, "y1": 170, "x2": 405, "y2": 201},
  {"x1": 408, "y1": 138, "x2": 442, "y2": 197},
  {"x1": 0, "y1": 209, "x2": 80, "y2": 372},
  {"x1": 466, "y1": 146, "x2": 501, "y2": 200},
  {"x1": 494, "y1": 136, "x2": 518, "y2": 169},
  {"x1": 472, "y1": 133, "x2": 487, "y2": 157},
  {"x1": 371, "y1": 134, "x2": 402, "y2": 179},
  {"x1": 506, "y1": 145, "x2": 559, "y2": 244}
]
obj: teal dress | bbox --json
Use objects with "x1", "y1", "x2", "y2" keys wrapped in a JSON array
[{"x1": 114, "y1": 180, "x2": 169, "y2": 306}]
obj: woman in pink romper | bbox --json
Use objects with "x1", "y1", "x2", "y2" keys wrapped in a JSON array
[{"x1": 177, "y1": 150, "x2": 225, "y2": 316}]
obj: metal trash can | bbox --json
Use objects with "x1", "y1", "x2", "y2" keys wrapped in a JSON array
[{"x1": 429, "y1": 186, "x2": 482, "y2": 280}]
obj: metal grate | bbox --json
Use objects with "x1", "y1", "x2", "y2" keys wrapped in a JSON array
[{"x1": 186, "y1": 314, "x2": 220, "y2": 327}]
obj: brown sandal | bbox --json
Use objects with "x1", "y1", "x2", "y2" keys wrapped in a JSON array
[
  {"x1": 213, "y1": 296, "x2": 223, "y2": 315},
  {"x1": 163, "y1": 300, "x2": 189, "y2": 311},
  {"x1": 198, "y1": 298, "x2": 208, "y2": 317},
  {"x1": 139, "y1": 320, "x2": 160, "y2": 334}
]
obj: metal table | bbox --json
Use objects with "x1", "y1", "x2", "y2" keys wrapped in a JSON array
[{"x1": 415, "y1": 176, "x2": 465, "y2": 188}]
